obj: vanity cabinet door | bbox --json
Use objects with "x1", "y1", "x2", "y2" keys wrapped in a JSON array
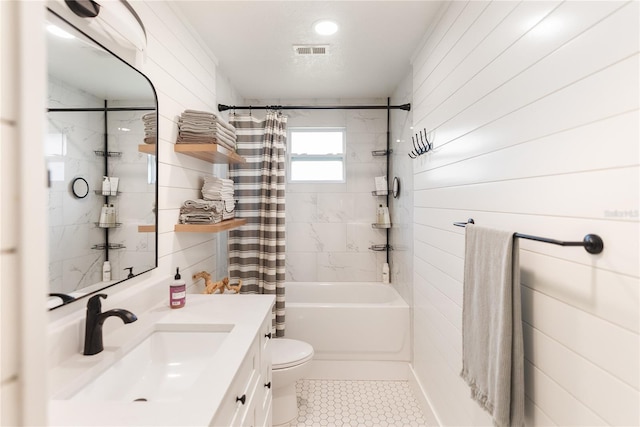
[
  {"x1": 210, "y1": 338, "x2": 259, "y2": 426},
  {"x1": 256, "y1": 313, "x2": 273, "y2": 426},
  {"x1": 209, "y1": 301, "x2": 274, "y2": 427},
  {"x1": 231, "y1": 370, "x2": 259, "y2": 427}
]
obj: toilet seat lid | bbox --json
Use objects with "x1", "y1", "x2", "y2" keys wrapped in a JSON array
[{"x1": 271, "y1": 338, "x2": 314, "y2": 369}]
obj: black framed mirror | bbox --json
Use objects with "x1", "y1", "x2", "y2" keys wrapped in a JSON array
[
  {"x1": 45, "y1": 9, "x2": 158, "y2": 309},
  {"x1": 71, "y1": 177, "x2": 89, "y2": 198}
]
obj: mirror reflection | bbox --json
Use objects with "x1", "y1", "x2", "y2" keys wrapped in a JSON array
[{"x1": 45, "y1": 11, "x2": 158, "y2": 309}]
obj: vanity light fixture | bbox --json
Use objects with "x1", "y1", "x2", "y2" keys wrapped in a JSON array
[
  {"x1": 64, "y1": 0, "x2": 147, "y2": 51},
  {"x1": 314, "y1": 20, "x2": 338, "y2": 36}
]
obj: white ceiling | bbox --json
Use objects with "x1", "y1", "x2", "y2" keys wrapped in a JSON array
[{"x1": 174, "y1": 1, "x2": 444, "y2": 100}]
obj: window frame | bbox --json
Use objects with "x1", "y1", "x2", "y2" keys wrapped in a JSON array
[{"x1": 287, "y1": 127, "x2": 346, "y2": 183}]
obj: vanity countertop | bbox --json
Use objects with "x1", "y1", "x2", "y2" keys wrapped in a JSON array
[{"x1": 48, "y1": 294, "x2": 275, "y2": 426}]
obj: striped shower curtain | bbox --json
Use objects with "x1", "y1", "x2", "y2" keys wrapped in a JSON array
[{"x1": 228, "y1": 111, "x2": 287, "y2": 337}]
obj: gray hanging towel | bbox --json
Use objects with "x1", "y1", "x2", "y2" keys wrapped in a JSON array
[{"x1": 460, "y1": 224, "x2": 525, "y2": 427}]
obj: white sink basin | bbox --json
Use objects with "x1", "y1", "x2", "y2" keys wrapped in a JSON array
[{"x1": 71, "y1": 327, "x2": 232, "y2": 403}]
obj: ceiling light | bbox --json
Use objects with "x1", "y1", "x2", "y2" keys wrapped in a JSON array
[
  {"x1": 47, "y1": 24, "x2": 75, "y2": 39},
  {"x1": 314, "y1": 20, "x2": 338, "y2": 36}
]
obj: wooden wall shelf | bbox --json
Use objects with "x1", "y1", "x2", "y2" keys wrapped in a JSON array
[
  {"x1": 174, "y1": 143, "x2": 245, "y2": 164},
  {"x1": 138, "y1": 144, "x2": 156, "y2": 155},
  {"x1": 138, "y1": 225, "x2": 156, "y2": 233},
  {"x1": 174, "y1": 218, "x2": 247, "y2": 233}
]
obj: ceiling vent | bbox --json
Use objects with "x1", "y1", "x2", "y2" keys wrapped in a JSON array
[{"x1": 293, "y1": 45, "x2": 329, "y2": 56}]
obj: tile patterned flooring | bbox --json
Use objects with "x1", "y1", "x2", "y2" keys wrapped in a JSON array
[{"x1": 282, "y1": 379, "x2": 430, "y2": 427}]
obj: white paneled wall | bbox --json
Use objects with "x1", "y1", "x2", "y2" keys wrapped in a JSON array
[
  {"x1": 2, "y1": 1, "x2": 49, "y2": 424},
  {"x1": 133, "y1": 2, "x2": 245, "y2": 288},
  {"x1": 1, "y1": 1, "x2": 20, "y2": 424},
  {"x1": 410, "y1": 1, "x2": 639, "y2": 425},
  {"x1": 2, "y1": 1, "x2": 243, "y2": 421},
  {"x1": 120, "y1": 2, "x2": 237, "y2": 291}
]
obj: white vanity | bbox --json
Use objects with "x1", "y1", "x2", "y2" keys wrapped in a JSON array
[{"x1": 49, "y1": 295, "x2": 275, "y2": 426}]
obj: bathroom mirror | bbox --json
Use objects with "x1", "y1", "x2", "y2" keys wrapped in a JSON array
[
  {"x1": 392, "y1": 177, "x2": 400, "y2": 199},
  {"x1": 45, "y1": 10, "x2": 158, "y2": 309},
  {"x1": 71, "y1": 177, "x2": 89, "y2": 199}
]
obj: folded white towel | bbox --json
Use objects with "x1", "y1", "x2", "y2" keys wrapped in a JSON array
[
  {"x1": 460, "y1": 224, "x2": 524, "y2": 427},
  {"x1": 181, "y1": 109, "x2": 237, "y2": 134},
  {"x1": 182, "y1": 199, "x2": 223, "y2": 211}
]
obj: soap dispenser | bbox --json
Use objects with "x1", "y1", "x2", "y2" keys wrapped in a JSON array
[
  {"x1": 170, "y1": 267, "x2": 186, "y2": 309},
  {"x1": 102, "y1": 261, "x2": 111, "y2": 282}
]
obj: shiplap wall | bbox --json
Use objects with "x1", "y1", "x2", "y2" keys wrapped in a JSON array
[
  {"x1": 2, "y1": 1, "x2": 241, "y2": 421},
  {"x1": 1, "y1": 2, "x2": 21, "y2": 422},
  {"x1": 1, "y1": 2, "x2": 48, "y2": 424},
  {"x1": 1, "y1": 1, "x2": 23, "y2": 424},
  {"x1": 409, "y1": 1, "x2": 639, "y2": 425},
  {"x1": 134, "y1": 2, "x2": 223, "y2": 288}
]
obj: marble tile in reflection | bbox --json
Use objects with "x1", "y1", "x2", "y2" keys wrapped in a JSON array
[{"x1": 62, "y1": 253, "x2": 103, "y2": 293}]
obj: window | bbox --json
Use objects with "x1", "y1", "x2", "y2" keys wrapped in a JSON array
[{"x1": 288, "y1": 128, "x2": 345, "y2": 182}]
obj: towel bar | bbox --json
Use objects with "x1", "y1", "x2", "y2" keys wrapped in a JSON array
[{"x1": 454, "y1": 219, "x2": 604, "y2": 254}]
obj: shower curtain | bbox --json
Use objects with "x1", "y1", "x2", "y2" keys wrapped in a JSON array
[{"x1": 229, "y1": 111, "x2": 287, "y2": 337}]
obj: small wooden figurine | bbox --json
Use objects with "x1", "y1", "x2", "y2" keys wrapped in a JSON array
[{"x1": 193, "y1": 271, "x2": 227, "y2": 294}]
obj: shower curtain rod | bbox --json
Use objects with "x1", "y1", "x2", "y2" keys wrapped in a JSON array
[{"x1": 218, "y1": 103, "x2": 411, "y2": 112}]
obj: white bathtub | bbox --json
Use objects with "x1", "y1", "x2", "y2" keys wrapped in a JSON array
[{"x1": 284, "y1": 282, "x2": 410, "y2": 362}]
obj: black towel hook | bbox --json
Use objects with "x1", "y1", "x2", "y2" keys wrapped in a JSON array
[{"x1": 408, "y1": 128, "x2": 434, "y2": 158}]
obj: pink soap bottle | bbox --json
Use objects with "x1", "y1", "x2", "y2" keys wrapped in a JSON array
[{"x1": 170, "y1": 267, "x2": 186, "y2": 309}]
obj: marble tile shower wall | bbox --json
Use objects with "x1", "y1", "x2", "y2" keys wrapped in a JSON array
[
  {"x1": 276, "y1": 101, "x2": 389, "y2": 282},
  {"x1": 47, "y1": 77, "x2": 105, "y2": 292},
  {"x1": 47, "y1": 79, "x2": 153, "y2": 292}
]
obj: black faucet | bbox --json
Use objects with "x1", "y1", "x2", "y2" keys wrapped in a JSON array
[{"x1": 83, "y1": 294, "x2": 137, "y2": 356}]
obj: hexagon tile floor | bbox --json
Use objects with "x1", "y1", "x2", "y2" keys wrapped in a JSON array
[{"x1": 281, "y1": 379, "x2": 433, "y2": 427}]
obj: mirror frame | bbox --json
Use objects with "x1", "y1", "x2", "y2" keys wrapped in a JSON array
[
  {"x1": 47, "y1": 8, "x2": 159, "y2": 310},
  {"x1": 71, "y1": 177, "x2": 89, "y2": 199}
]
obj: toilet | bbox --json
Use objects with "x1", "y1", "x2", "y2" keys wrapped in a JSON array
[{"x1": 271, "y1": 338, "x2": 314, "y2": 425}]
